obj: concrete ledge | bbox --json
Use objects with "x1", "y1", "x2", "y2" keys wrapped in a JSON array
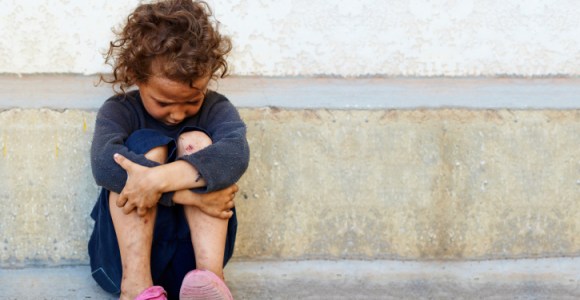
[
  {"x1": 0, "y1": 75, "x2": 579, "y2": 110},
  {"x1": 1, "y1": 258, "x2": 579, "y2": 299},
  {"x1": 1, "y1": 108, "x2": 579, "y2": 265}
]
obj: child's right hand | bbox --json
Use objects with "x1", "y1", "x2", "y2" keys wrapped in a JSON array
[
  {"x1": 113, "y1": 153, "x2": 164, "y2": 216},
  {"x1": 173, "y1": 184, "x2": 238, "y2": 219}
]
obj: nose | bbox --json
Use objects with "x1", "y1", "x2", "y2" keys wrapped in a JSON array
[{"x1": 169, "y1": 110, "x2": 185, "y2": 123}]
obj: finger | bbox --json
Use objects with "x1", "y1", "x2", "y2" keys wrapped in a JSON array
[
  {"x1": 113, "y1": 153, "x2": 133, "y2": 171},
  {"x1": 208, "y1": 210, "x2": 220, "y2": 219},
  {"x1": 137, "y1": 207, "x2": 147, "y2": 217},
  {"x1": 220, "y1": 210, "x2": 233, "y2": 220},
  {"x1": 116, "y1": 192, "x2": 128, "y2": 207},
  {"x1": 203, "y1": 208, "x2": 221, "y2": 219},
  {"x1": 122, "y1": 202, "x2": 136, "y2": 215}
]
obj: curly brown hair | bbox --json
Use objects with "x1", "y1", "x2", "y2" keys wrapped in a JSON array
[{"x1": 100, "y1": 0, "x2": 232, "y2": 94}]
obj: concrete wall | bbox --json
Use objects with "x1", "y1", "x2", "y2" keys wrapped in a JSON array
[
  {"x1": 1, "y1": 0, "x2": 579, "y2": 270},
  {"x1": 236, "y1": 108, "x2": 580, "y2": 260},
  {"x1": 1, "y1": 79, "x2": 578, "y2": 266},
  {"x1": 1, "y1": 0, "x2": 580, "y2": 76}
]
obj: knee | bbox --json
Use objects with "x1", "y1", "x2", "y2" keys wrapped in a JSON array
[
  {"x1": 124, "y1": 129, "x2": 173, "y2": 164},
  {"x1": 177, "y1": 130, "x2": 212, "y2": 157},
  {"x1": 144, "y1": 145, "x2": 168, "y2": 164}
]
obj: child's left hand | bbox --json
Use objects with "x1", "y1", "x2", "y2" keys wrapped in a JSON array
[{"x1": 113, "y1": 153, "x2": 163, "y2": 216}]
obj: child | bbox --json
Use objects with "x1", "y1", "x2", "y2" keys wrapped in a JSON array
[{"x1": 88, "y1": 1, "x2": 249, "y2": 299}]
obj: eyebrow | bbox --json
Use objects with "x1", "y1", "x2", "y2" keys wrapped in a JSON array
[
  {"x1": 194, "y1": 87, "x2": 208, "y2": 98},
  {"x1": 153, "y1": 92, "x2": 205, "y2": 104}
]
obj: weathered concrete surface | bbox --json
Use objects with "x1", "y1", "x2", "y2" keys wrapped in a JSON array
[
  {"x1": 1, "y1": 258, "x2": 579, "y2": 300},
  {"x1": 0, "y1": 109, "x2": 97, "y2": 265},
  {"x1": 226, "y1": 258, "x2": 580, "y2": 300},
  {"x1": 0, "y1": 108, "x2": 579, "y2": 266},
  {"x1": 3, "y1": 1, "x2": 580, "y2": 77},
  {"x1": 236, "y1": 109, "x2": 580, "y2": 260}
]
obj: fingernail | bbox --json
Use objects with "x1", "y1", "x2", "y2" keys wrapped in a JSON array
[{"x1": 114, "y1": 153, "x2": 119, "y2": 159}]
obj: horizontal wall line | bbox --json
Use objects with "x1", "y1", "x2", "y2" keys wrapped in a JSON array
[{"x1": 1, "y1": 75, "x2": 579, "y2": 110}]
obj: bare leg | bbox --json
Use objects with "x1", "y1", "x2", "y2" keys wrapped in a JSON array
[
  {"x1": 177, "y1": 131, "x2": 229, "y2": 279},
  {"x1": 109, "y1": 146, "x2": 167, "y2": 300},
  {"x1": 184, "y1": 206, "x2": 229, "y2": 279}
]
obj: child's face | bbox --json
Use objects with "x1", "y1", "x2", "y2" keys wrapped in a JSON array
[{"x1": 137, "y1": 76, "x2": 209, "y2": 126}]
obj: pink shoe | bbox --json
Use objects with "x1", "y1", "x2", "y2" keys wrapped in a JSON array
[
  {"x1": 180, "y1": 269, "x2": 233, "y2": 300},
  {"x1": 134, "y1": 285, "x2": 167, "y2": 300}
]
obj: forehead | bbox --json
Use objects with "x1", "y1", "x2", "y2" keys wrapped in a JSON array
[{"x1": 146, "y1": 76, "x2": 210, "y2": 101}]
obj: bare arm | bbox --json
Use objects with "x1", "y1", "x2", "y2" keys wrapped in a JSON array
[
  {"x1": 114, "y1": 153, "x2": 237, "y2": 218},
  {"x1": 173, "y1": 186, "x2": 238, "y2": 219},
  {"x1": 112, "y1": 153, "x2": 204, "y2": 213}
]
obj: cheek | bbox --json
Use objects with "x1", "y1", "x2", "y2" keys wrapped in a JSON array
[
  {"x1": 147, "y1": 106, "x2": 169, "y2": 119},
  {"x1": 186, "y1": 106, "x2": 201, "y2": 117}
]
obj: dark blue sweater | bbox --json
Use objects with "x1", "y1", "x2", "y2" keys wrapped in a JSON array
[{"x1": 90, "y1": 90, "x2": 250, "y2": 206}]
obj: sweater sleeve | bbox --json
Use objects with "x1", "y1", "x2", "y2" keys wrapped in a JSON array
[
  {"x1": 90, "y1": 99, "x2": 162, "y2": 194},
  {"x1": 178, "y1": 94, "x2": 250, "y2": 193}
]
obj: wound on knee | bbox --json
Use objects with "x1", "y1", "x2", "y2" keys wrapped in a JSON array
[{"x1": 177, "y1": 130, "x2": 212, "y2": 157}]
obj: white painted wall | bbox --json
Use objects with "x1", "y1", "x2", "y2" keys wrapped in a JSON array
[{"x1": 1, "y1": 0, "x2": 579, "y2": 76}]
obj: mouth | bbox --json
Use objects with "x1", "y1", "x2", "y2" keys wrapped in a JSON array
[{"x1": 164, "y1": 120, "x2": 180, "y2": 126}]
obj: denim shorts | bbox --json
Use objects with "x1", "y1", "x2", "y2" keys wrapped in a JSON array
[{"x1": 88, "y1": 129, "x2": 237, "y2": 299}]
